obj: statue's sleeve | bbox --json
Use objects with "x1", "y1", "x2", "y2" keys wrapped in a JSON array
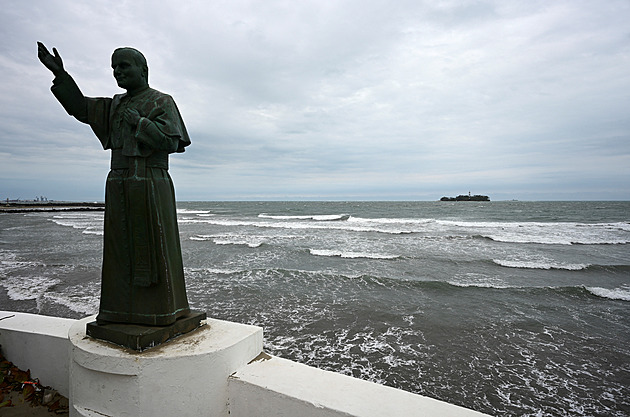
[
  {"x1": 133, "y1": 94, "x2": 191, "y2": 153},
  {"x1": 50, "y1": 72, "x2": 112, "y2": 149},
  {"x1": 85, "y1": 98, "x2": 113, "y2": 149},
  {"x1": 50, "y1": 72, "x2": 88, "y2": 123}
]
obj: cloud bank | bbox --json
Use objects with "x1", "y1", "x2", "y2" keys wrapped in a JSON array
[{"x1": 1, "y1": 0, "x2": 629, "y2": 200}]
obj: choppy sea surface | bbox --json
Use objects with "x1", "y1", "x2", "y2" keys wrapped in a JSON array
[{"x1": 1, "y1": 201, "x2": 629, "y2": 416}]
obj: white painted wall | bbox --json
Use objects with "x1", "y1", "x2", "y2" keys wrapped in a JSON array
[
  {"x1": 0, "y1": 311, "x2": 74, "y2": 397},
  {"x1": 228, "y1": 355, "x2": 491, "y2": 417}
]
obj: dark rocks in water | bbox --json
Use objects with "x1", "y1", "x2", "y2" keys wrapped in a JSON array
[
  {"x1": 440, "y1": 195, "x2": 490, "y2": 201},
  {"x1": 0, "y1": 201, "x2": 105, "y2": 212}
]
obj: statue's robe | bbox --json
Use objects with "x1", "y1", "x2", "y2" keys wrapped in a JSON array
[{"x1": 50, "y1": 72, "x2": 191, "y2": 325}]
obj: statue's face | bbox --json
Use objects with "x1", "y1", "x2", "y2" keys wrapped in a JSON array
[{"x1": 111, "y1": 50, "x2": 146, "y2": 91}]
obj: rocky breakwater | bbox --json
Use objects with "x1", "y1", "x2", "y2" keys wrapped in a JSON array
[{"x1": 0, "y1": 202, "x2": 104, "y2": 213}]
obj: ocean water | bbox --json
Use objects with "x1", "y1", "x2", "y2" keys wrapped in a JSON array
[{"x1": 1, "y1": 201, "x2": 629, "y2": 416}]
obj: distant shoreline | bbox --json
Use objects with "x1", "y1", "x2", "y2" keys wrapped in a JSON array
[{"x1": 0, "y1": 202, "x2": 105, "y2": 213}]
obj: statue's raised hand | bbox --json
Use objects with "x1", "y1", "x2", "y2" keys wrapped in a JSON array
[{"x1": 37, "y1": 42, "x2": 64, "y2": 76}]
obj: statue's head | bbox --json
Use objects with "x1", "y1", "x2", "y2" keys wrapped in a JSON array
[{"x1": 111, "y1": 47, "x2": 149, "y2": 92}]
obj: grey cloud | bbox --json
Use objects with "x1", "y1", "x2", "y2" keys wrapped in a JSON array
[{"x1": 1, "y1": 0, "x2": 629, "y2": 201}]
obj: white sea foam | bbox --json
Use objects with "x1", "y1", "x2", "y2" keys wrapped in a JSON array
[
  {"x1": 0, "y1": 257, "x2": 39, "y2": 275},
  {"x1": 259, "y1": 213, "x2": 347, "y2": 221},
  {"x1": 178, "y1": 218, "x2": 257, "y2": 226},
  {"x1": 214, "y1": 238, "x2": 264, "y2": 248},
  {"x1": 179, "y1": 217, "x2": 412, "y2": 234},
  {"x1": 493, "y1": 259, "x2": 589, "y2": 270},
  {"x1": 448, "y1": 274, "x2": 511, "y2": 289},
  {"x1": 585, "y1": 286, "x2": 630, "y2": 301},
  {"x1": 183, "y1": 214, "x2": 630, "y2": 244},
  {"x1": 450, "y1": 219, "x2": 627, "y2": 246},
  {"x1": 177, "y1": 209, "x2": 212, "y2": 215},
  {"x1": 431, "y1": 219, "x2": 630, "y2": 245},
  {"x1": 50, "y1": 219, "x2": 84, "y2": 229},
  {"x1": 190, "y1": 234, "x2": 265, "y2": 247},
  {"x1": 347, "y1": 216, "x2": 433, "y2": 225},
  {"x1": 359, "y1": 335, "x2": 394, "y2": 354},
  {"x1": 309, "y1": 249, "x2": 399, "y2": 260},
  {"x1": 189, "y1": 235, "x2": 212, "y2": 241},
  {"x1": 0, "y1": 275, "x2": 61, "y2": 301},
  {"x1": 448, "y1": 281, "x2": 512, "y2": 289},
  {"x1": 42, "y1": 282, "x2": 100, "y2": 315},
  {"x1": 185, "y1": 266, "x2": 245, "y2": 275},
  {"x1": 48, "y1": 212, "x2": 103, "y2": 235}
]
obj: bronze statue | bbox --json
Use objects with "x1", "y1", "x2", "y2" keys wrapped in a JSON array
[{"x1": 37, "y1": 42, "x2": 195, "y2": 333}]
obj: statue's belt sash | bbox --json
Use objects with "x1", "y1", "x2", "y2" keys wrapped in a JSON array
[{"x1": 110, "y1": 149, "x2": 169, "y2": 170}]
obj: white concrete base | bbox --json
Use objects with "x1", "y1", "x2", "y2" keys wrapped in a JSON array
[{"x1": 68, "y1": 315, "x2": 263, "y2": 417}]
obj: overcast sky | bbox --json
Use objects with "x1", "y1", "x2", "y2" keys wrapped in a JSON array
[{"x1": 1, "y1": 0, "x2": 628, "y2": 201}]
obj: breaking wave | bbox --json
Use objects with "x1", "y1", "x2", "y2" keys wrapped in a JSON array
[
  {"x1": 585, "y1": 285, "x2": 630, "y2": 301},
  {"x1": 259, "y1": 213, "x2": 349, "y2": 221},
  {"x1": 309, "y1": 249, "x2": 400, "y2": 260},
  {"x1": 493, "y1": 259, "x2": 590, "y2": 270}
]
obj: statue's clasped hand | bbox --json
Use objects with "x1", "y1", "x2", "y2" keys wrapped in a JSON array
[{"x1": 123, "y1": 108, "x2": 141, "y2": 127}]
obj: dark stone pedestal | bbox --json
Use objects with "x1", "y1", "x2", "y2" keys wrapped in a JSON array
[{"x1": 86, "y1": 311, "x2": 207, "y2": 351}]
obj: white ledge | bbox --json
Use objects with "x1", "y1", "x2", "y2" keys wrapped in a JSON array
[{"x1": 228, "y1": 355, "x2": 490, "y2": 417}]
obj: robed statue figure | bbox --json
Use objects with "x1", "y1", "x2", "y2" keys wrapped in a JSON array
[{"x1": 37, "y1": 43, "x2": 192, "y2": 328}]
